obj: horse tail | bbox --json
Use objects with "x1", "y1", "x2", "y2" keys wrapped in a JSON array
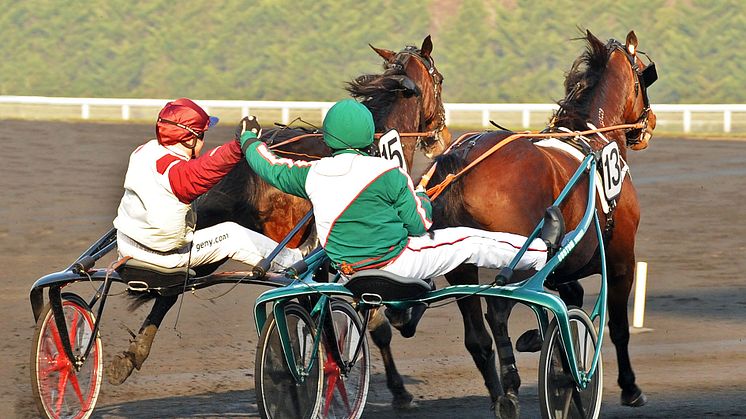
[
  {"x1": 125, "y1": 290, "x2": 157, "y2": 312},
  {"x1": 429, "y1": 152, "x2": 483, "y2": 230}
]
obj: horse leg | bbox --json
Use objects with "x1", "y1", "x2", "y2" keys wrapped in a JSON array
[
  {"x1": 107, "y1": 294, "x2": 178, "y2": 385},
  {"x1": 367, "y1": 307, "x2": 415, "y2": 409},
  {"x1": 607, "y1": 268, "x2": 647, "y2": 407},
  {"x1": 445, "y1": 266, "x2": 503, "y2": 413},
  {"x1": 485, "y1": 298, "x2": 521, "y2": 419}
]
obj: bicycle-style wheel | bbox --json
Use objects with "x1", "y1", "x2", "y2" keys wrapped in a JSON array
[
  {"x1": 31, "y1": 293, "x2": 102, "y2": 419},
  {"x1": 255, "y1": 302, "x2": 323, "y2": 419},
  {"x1": 538, "y1": 308, "x2": 603, "y2": 419},
  {"x1": 320, "y1": 300, "x2": 370, "y2": 418}
]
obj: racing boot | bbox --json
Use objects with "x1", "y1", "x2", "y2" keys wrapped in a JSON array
[
  {"x1": 107, "y1": 324, "x2": 158, "y2": 385},
  {"x1": 540, "y1": 206, "x2": 565, "y2": 259},
  {"x1": 298, "y1": 227, "x2": 320, "y2": 258}
]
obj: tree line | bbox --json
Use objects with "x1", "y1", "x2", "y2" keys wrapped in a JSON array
[{"x1": 1, "y1": 0, "x2": 743, "y2": 104}]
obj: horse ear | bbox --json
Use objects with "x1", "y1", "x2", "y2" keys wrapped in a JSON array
[
  {"x1": 370, "y1": 44, "x2": 396, "y2": 62},
  {"x1": 421, "y1": 35, "x2": 433, "y2": 58},
  {"x1": 625, "y1": 31, "x2": 639, "y2": 55}
]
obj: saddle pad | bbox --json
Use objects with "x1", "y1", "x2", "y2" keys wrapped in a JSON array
[
  {"x1": 534, "y1": 137, "x2": 628, "y2": 214},
  {"x1": 344, "y1": 269, "x2": 431, "y2": 300}
]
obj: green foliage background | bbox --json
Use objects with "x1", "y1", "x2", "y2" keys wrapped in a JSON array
[{"x1": 1, "y1": 0, "x2": 743, "y2": 104}]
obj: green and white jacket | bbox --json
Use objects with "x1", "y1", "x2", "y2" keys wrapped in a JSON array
[{"x1": 245, "y1": 142, "x2": 432, "y2": 272}]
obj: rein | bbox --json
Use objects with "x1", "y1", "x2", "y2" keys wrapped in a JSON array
[
  {"x1": 266, "y1": 130, "x2": 440, "y2": 160},
  {"x1": 419, "y1": 122, "x2": 645, "y2": 201}
]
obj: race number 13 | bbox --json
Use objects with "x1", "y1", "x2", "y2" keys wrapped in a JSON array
[
  {"x1": 378, "y1": 129, "x2": 408, "y2": 173},
  {"x1": 601, "y1": 141, "x2": 623, "y2": 200}
]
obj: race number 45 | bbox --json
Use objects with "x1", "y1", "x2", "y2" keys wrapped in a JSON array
[
  {"x1": 378, "y1": 129, "x2": 408, "y2": 172},
  {"x1": 601, "y1": 141, "x2": 624, "y2": 200}
]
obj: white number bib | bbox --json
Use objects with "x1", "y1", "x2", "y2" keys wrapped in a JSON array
[
  {"x1": 600, "y1": 141, "x2": 626, "y2": 200},
  {"x1": 378, "y1": 129, "x2": 407, "y2": 172}
]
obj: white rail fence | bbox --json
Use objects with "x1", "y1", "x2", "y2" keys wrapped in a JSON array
[{"x1": 2, "y1": 96, "x2": 746, "y2": 134}]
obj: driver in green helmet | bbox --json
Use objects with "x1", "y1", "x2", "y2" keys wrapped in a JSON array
[{"x1": 241, "y1": 98, "x2": 552, "y2": 336}]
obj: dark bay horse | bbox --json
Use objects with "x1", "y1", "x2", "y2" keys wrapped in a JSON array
[
  {"x1": 426, "y1": 30, "x2": 656, "y2": 417},
  {"x1": 122, "y1": 36, "x2": 450, "y2": 409}
]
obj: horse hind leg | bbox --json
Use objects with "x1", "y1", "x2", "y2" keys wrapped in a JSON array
[
  {"x1": 367, "y1": 307, "x2": 415, "y2": 410},
  {"x1": 607, "y1": 268, "x2": 647, "y2": 407},
  {"x1": 107, "y1": 294, "x2": 178, "y2": 385},
  {"x1": 445, "y1": 266, "x2": 504, "y2": 413},
  {"x1": 485, "y1": 297, "x2": 521, "y2": 419}
]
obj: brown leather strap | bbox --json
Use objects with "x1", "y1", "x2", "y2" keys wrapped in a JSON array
[{"x1": 421, "y1": 122, "x2": 645, "y2": 201}]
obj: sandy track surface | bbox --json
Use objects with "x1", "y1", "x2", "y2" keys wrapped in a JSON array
[{"x1": 2, "y1": 120, "x2": 745, "y2": 418}]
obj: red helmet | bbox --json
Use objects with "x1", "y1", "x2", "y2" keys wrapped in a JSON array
[{"x1": 155, "y1": 98, "x2": 219, "y2": 146}]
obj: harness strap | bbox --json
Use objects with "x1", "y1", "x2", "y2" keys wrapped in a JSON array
[
  {"x1": 267, "y1": 130, "x2": 439, "y2": 152},
  {"x1": 421, "y1": 122, "x2": 645, "y2": 200}
]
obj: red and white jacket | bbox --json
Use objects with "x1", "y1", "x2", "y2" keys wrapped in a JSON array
[{"x1": 113, "y1": 139, "x2": 242, "y2": 252}]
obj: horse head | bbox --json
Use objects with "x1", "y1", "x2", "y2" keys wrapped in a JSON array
[
  {"x1": 555, "y1": 30, "x2": 658, "y2": 154},
  {"x1": 349, "y1": 35, "x2": 451, "y2": 163}
]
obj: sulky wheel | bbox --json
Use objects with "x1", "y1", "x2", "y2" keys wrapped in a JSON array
[
  {"x1": 538, "y1": 308, "x2": 603, "y2": 419},
  {"x1": 30, "y1": 293, "x2": 103, "y2": 419},
  {"x1": 320, "y1": 300, "x2": 370, "y2": 418},
  {"x1": 255, "y1": 302, "x2": 323, "y2": 419}
]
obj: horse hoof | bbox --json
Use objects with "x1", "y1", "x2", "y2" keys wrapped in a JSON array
[
  {"x1": 515, "y1": 329, "x2": 542, "y2": 352},
  {"x1": 106, "y1": 352, "x2": 136, "y2": 385},
  {"x1": 495, "y1": 393, "x2": 520, "y2": 419},
  {"x1": 392, "y1": 392, "x2": 417, "y2": 410},
  {"x1": 621, "y1": 388, "x2": 648, "y2": 407}
]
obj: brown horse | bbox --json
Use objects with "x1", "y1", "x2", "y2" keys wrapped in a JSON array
[
  {"x1": 426, "y1": 30, "x2": 656, "y2": 417},
  {"x1": 121, "y1": 36, "x2": 450, "y2": 409}
]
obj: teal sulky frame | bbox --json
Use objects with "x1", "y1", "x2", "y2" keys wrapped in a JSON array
[{"x1": 253, "y1": 151, "x2": 607, "y2": 390}]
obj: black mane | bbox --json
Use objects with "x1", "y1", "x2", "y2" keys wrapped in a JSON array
[
  {"x1": 346, "y1": 48, "x2": 421, "y2": 131},
  {"x1": 552, "y1": 31, "x2": 609, "y2": 130}
]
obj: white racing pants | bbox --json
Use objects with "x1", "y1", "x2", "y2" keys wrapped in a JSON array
[
  {"x1": 380, "y1": 226, "x2": 547, "y2": 279},
  {"x1": 117, "y1": 222, "x2": 301, "y2": 271}
]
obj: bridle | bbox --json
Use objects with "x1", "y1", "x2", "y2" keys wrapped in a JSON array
[
  {"x1": 383, "y1": 46, "x2": 448, "y2": 153},
  {"x1": 606, "y1": 39, "x2": 658, "y2": 147}
]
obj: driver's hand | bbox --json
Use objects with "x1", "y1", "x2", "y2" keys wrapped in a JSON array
[{"x1": 236, "y1": 116, "x2": 262, "y2": 152}]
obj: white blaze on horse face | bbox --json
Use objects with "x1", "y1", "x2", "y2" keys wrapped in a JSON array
[{"x1": 628, "y1": 44, "x2": 635, "y2": 55}]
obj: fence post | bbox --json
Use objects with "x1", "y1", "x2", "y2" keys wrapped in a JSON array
[
  {"x1": 122, "y1": 105, "x2": 130, "y2": 120},
  {"x1": 632, "y1": 261, "x2": 648, "y2": 328},
  {"x1": 683, "y1": 109, "x2": 691, "y2": 133},
  {"x1": 724, "y1": 110, "x2": 732, "y2": 133},
  {"x1": 282, "y1": 107, "x2": 290, "y2": 125},
  {"x1": 522, "y1": 109, "x2": 530, "y2": 129},
  {"x1": 81, "y1": 103, "x2": 90, "y2": 120}
]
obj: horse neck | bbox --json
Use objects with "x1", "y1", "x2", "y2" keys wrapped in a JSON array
[
  {"x1": 383, "y1": 96, "x2": 423, "y2": 169},
  {"x1": 588, "y1": 53, "x2": 635, "y2": 160}
]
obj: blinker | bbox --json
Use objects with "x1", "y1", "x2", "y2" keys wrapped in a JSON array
[{"x1": 641, "y1": 63, "x2": 657, "y2": 88}]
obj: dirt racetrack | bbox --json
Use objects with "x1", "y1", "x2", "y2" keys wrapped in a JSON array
[{"x1": 1, "y1": 120, "x2": 745, "y2": 418}]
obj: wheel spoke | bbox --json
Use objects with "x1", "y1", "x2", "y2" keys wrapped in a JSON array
[
  {"x1": 54, "y1": 368, "x2": 69, "y2": 415},
  {"x1": 323, "y1": 360, "x2": 339, "y2": 416},
  {"x1": 69, "y1": 310, "x2": 81, "y2": 350},
  {"x1": 572, "y1": 386, "x2": 586, "y2": 417},
  {"x1": 68, "y1": 368, "x2": 86, "y2": 405}
]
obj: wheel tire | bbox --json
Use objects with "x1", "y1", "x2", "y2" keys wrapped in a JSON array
[
  {"x1": 538, "y1": 308, "x2": 603, "y2": 419},
  {"x1": 30, "y1": 293, "x2": 103, "y2": 419},
  {"x1": 255, "y1": 302, "x2": 323, "y2": 419},
  {"x1": 320, "y1": 300, "x2": 370, "y2": 418}
]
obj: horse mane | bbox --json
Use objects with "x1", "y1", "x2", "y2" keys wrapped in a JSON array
[
  {"x1": 552, "y1": 31, "x2": 608, "y2": 130},
  {"x1": 346, "y1": 64, "x2": 411, "y2": 131}
]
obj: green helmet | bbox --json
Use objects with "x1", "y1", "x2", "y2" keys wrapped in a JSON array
[{"x1": 322, "y1": 99, "x2": 375, "y2": 150}]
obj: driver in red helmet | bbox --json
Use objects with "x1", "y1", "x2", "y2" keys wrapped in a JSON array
[{"x1": 109, "y1": 98, "x2": 302, "y2": 385}]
